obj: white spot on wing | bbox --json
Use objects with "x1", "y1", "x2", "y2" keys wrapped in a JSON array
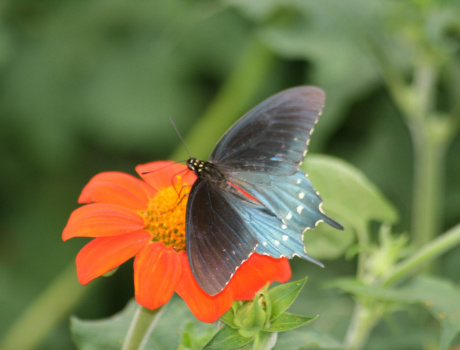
[
  {"x1": 286, "y1": 213, "x2": 292, "y2": 220},
  {"x1": 232, "y1": 251, "x2": 236, "y2": 255},
  {"x1": 297, "y1": 179, "x2": 301, "y2": 184},
  {"x1": 282, "y1": 235, "x2": 289, "y2": 241},
  {"x1": 275, "y1": 240, "x2": 280, "y2": 246},
  {"x1": 299, "y1": 192, "x2": 305, "y2": 199},
  {"x1": 263, "y1": 242, "x2": 267, "y2": 246},
  {"x1": 281, "y1": 224, "x2": 287, "y2": 230},
  {"x1": 297, "y1": 206, "x2": 304, "y2": 214}
]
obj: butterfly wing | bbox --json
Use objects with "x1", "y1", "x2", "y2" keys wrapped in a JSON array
[
  {"x1": 185, "y1": 177, "x2": 258, "y2": 296},
  {"x1": 209, "y1": 86, "x2": 325, "y2": 176},
  {"x1": 229, "y1": 170, "x2": 343, "y2": 235},
  {"x1": 226, "y1": 194, "x2": 324, "y2": 266}
]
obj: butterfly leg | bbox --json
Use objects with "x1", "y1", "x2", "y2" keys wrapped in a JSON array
[
  {"x1": 160, "y1": 189, "x2": 191, "y2": 214},
  {"x1": 169, "y1": 168, "x2": 190, "y2": 196}
]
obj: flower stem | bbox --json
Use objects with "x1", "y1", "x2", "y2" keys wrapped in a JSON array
[
  {"x1": 0, "y1": 264, "x2": 95, "y2": 350},
  {"x1": 121, "y1": 304, "x2": 165, "y2": 350}
]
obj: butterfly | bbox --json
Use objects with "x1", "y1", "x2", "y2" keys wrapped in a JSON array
[{"x1": 184, "y1": 86, "x2": 343, "y2": 296}]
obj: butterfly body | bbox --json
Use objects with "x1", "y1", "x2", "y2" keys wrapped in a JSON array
[
  {"x1": 187, "y1": 158, "x2": 230, "y2": 190},
  {"x1": 184, "y1": 86, "x2": 343, "y2": 296}
]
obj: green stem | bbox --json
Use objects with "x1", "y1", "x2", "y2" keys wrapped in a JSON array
[
  {"x1": 344, "y1": 223, "x2": 460, "y2": 349},
  {"x1": 121, "y1": 304, "x2": 165, "y2": 350},
  {"x1": 344, "y1": 303, "x2": 382, "y2": 350},
  {"x1": 0, "y1": 264, "x2": 96, "y2": 350},
  {"x1": 410, "y1": 130, "x2": 445, "y2": 251},
  {"x1": 170, "y1": 35, "x2": 275, "y2": 161},
  {"x1": 382, "y1": 222, "x2": 460, "y2": 286},
  {"x1": 344, "y1": 225, "x2": 374, "y2": 350},
  {"x1": 408, "y1": 64, "x2": 442, "y2": 252},
  {"x1": 355, "y1": 227, "x2": 370, "y2": 281}
]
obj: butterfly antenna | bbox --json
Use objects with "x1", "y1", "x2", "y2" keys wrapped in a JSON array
[
  {"x1": 141, "y1": 160, "x2": 187, "y2": 175},
  {"x1": 169, "y1": 118, "x2": 192, "y2": 158}
]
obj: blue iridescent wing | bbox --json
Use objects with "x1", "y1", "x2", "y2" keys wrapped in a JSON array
[
  {"x1": 226, "y1": 195, "x2": 323, "y2": 266},
  {"x1": 229, "y1": 170, "x2": 343, "y2": 234},
  {"x1": 209, "y1": 86, "x2": 325, "y2": 176},
  {"x1": 185, "y1": 177, "x2": 258, "y2": 296}
]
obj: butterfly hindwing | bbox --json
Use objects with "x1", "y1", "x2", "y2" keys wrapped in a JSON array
[
  {"x1": 209, "y1": 86, "x2": 325, "y2": 176},
  {"x1": 225, "y1": 195, "x2": 323, "y2": 266},
  {"x1": 229, "y1": 170, "x2": 343, "y2": 234},
  {"x1": 185, "y1": 177, "x2": 258, "y2": 296}
]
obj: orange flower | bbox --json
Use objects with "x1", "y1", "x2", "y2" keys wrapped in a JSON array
[{"x1": 62, "y1": 161, "x2": 291, "y2": 323}]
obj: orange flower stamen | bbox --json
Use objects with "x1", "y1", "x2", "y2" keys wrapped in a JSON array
[{"x1": 139, "y1": 177, "x2": 188, "y2": 252}]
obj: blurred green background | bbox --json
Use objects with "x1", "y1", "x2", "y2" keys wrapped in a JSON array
[{"x1": 0, "y1": 0, "x2": 459, "y2": 349}]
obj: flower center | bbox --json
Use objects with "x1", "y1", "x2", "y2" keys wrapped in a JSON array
[{"x1": 139, "y1": 177, "x2": 189, "y2": 252}]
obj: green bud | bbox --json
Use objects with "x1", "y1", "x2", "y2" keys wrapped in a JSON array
[
  {"x1": 259, "y1": 292, "x2": 272, "y2": 327},
  {"x1": 234, "y1": 295, "x2": 267, "y2": 338}
]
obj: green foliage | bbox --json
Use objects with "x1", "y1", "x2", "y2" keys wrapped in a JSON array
[
  {"x1": 300, "y1": 155, "x2": 398, "y2": 259},
  {"x1": 333, "y1": 276, "x2": 460, "y2": 350},
  {"x1": 264, "y1": 313, "x2": 316, "y2": 333},
  {"x1": 267, "y1": 278, "x2": 307, "y2": 320},
  {"x1": 273, "y1": 330, "x2": 343, "y2": 350},
  {"x1": 202, "y1": 325, "x2": 253, "y2": 350},
  {"x1": 71, "y1": 297, "x2": 214, "y2": 350},
  {"x1": 204, "y1": 279, "x2": 317, "y2": 350}
]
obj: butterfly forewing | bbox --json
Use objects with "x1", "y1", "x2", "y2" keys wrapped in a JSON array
[
  {"x1": 185, "y1": 177, "x2": 258, "y2": 296},
  {"x1": 209, "y1": 86, "x2": 325, "y2": 176}
]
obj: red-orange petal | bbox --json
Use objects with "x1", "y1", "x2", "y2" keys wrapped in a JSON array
[
  {"x1": 175, "y1": 251, "x2": 233, "y2": 323},
  {"x1": 135, "y1": 161, "x2": 196, "y2": 191},
  {"x1": 134, "y1": 242, "x2": 182, "y2": 310},
  {"x1": 230, "y1": 254, "x2": 292, "y2": 300},
  {"x1": 78, "y1": 172, "x2": 157, "y2": 210},
  {"x1": 62, "y1": 203, "x2": 144, "y2": 241},
  {"x1": 76, "y1": 230, "x2": 151, "y2": 285}
]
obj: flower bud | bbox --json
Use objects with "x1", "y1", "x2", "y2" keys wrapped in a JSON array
[{"x1": 234, "y1": 294, "x2": 267, "y2": 338}]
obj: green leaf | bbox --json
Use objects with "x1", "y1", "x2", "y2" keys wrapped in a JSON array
[
  {"x1": 253, "y1": 332, "x2": 277, "y2": 350},
  {"x1": 264, "y1": 313, "x2": 316, "y2": 333},
  {"x1": 71, "y1": 300, "x2": 137, "y2": 350},
  {"x1": 220, "y1": 308, "x2": 238, "y2": 329},
  {"x1": 178, "y1": 322, "x2": 216, "y2": 350},
  {"x1": 267, "y1": 278, "x2": 307, "y2": 321},
  {"x1": 329, "y1": 276, "x2": 460, "y2": 350},
  {"x1": 301, "y1": 155, "x2": 398, "y2": 257},
  {"x1": 397, "y1": 277, "x2": 460, "y2": 350},
  {"x1": 71, "y1": 296, "x2": 215, "y2": 350},
  {"x1": 202, "y1": 325, "x2": 253, "y2": 350},
  {"x1": 273, "y1": 330, "x2": 344, "y2": 350},
  {"x1": 326, "y1": 278, "x2": 399, "y2": 300}
]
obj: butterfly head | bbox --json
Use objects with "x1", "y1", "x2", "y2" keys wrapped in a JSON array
[{"x1": 187, "y1": 158, "x2": 205, "y2": 176}]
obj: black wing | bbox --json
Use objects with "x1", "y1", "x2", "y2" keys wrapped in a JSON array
[
  {"x1": 185, "y1": 177, "x2": 258, "y2": 296},
  {"x1": 209, "y1": 86, "x2": 325, "y2": 176}
]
